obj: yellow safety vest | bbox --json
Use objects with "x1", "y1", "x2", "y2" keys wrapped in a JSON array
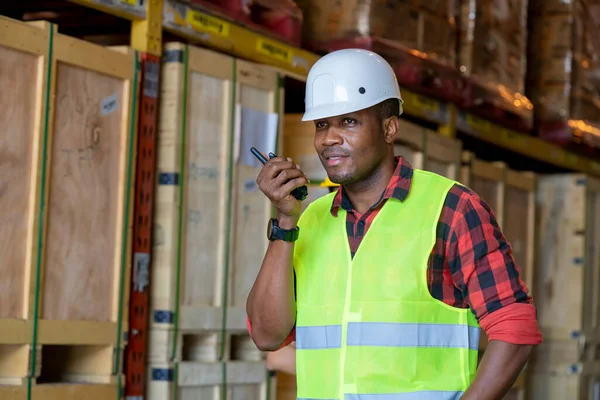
[{"x1": 293, "y1": 169, "x2": 480, "y2": 399}]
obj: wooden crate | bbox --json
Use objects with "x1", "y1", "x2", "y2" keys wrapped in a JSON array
[
  {"x1": 148, "y1": 42, "x2": 273, "y2": 399},
  {"x1": 533, "y1": 174, "x2": 600, "y2": 343},
  {"x1": 394, "y1": 120, "x2": 462, "y2": 180},
  {"x1": 0, "y1": 16, "x2": 138, "y2": 385},
  {"x1": 524, "y1": 174, "x2": 600, "y2": 399},
  {"x1": 150, "y1": 42, "x2": 237, "y2": 361}
]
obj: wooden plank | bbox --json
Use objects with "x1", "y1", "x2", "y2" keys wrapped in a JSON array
[
  {"x1": 0, "y1": 382, "x2": 120, "y2": 400},
  {"x1": 0, "y1": 18, "x2": 51, "y2": 322},
  {"x1": 149, "y1": 41, "x2": 236, "y2": 368},
  {"x1": 535, "y1": 175, "x2": 600, "y2": 342},
  {"x1": 39, "y1": 31, "x2": 137, "y2": 332}
]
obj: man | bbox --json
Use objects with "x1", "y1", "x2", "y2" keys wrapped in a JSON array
[{"x1": 246, "y1": 48, "x2": 541, "y2": 399}]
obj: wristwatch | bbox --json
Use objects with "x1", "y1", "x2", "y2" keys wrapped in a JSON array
[{"x1": 267, "y1": 218, "x2": 300, "y2": 242}]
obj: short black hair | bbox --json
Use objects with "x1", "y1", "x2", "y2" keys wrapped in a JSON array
[{"x1": 374, "y1": 98, "x2": 401, "y2": 121}]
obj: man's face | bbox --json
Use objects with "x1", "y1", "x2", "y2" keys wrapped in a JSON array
[{"x1": 313, "y1": 108, "x2": 392, "y2": 185}]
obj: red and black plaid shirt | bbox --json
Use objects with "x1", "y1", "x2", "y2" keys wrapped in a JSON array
[{"x1": 330, "y1": 156, "x2": 533, "y2": 319}]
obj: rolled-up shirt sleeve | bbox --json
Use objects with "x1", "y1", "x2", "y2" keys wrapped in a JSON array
[{"x1": 445, "y1": 186, "x2": 542, "y2": 345}]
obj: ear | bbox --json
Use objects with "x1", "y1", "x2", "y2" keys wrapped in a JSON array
[{"x1": 382, "y1": 116, "x2": 399, "y2": 144}]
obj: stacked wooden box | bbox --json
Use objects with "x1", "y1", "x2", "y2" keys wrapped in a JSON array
[
  {"x1": 526, "y1": 0, "x2": 600, "y2": 149},
  {"x1": 457, "y1": 0, "x2": 533, "y2": 131},
  {"x1": 148, "y1": 42, "x2": 273, "y2": 399},
  {"x1": 0, "y1": 16, "x2": 138, "y2": 400},
  {"x1": 528, "y1": 174, "x2": 600, "y2": 399},
  {"x1": 459, "y1": 152, "x2": 537, "y2": 400},
  {"x1": 294, "y1": 0, "x2": 456, "y2": 67}
]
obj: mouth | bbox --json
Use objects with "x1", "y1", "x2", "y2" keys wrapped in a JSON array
[{"x1": 324, "y1": 155, "x2": 349, "y2": 166}]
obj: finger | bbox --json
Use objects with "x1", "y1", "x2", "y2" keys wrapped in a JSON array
[
  {"x1": 257, "y1": 157, "x2": 290, "y2": 181},
  {"x1": 274, "y1": 168, "x2": 305, "y2": 186},
  {"x1": 278, "y1": 176, "x2": 309, "y2": 199},
  {"x1": 263, "y1": 161, "x2": 298, "y2": 180},
  {"x1": 265, "y1": 156, "x2": 287, "y2": 166}
]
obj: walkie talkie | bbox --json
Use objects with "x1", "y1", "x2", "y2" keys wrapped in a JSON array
[{"x1": 250, "y1": 147, "x2": 308, "y2": 201}]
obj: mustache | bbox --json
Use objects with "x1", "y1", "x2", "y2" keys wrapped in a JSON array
[{"x1": 321, "y1": 148, "x2": 351, "y2": 158}]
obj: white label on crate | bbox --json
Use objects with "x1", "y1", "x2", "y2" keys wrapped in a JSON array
[
  {"x1": 101, "y1": 93, "x2": 119, "y2": 116},
  {"x1": 244, "y1": 179, "x2": 258, "y2": 192}
]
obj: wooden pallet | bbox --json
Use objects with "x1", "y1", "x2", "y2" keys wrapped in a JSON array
[
  {"x1": 394, "y1": 119, "x2": 462, "y2": 180},
  {"x1": 0, "y1": 15, "x2": 137, "y2": 384}
]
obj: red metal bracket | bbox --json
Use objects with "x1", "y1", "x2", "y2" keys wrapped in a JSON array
[{"x1": 125, "y1": 52, "x2": 160, "y2": 400}]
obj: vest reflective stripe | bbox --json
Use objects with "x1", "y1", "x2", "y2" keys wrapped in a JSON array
[
  {"x1": 298, "y1": 392, "x2": 463, "y2": 400},
  {"x1": 294, "y1": 170, "x2": 480, "y2": 399},
  {"x1": 296, "y1": 325, "x2": 343, "y2": 349},
  {"x1": 347, "y1": 322, "x2": 480, "y2": 350},
  {"x1": 297, "y1": 323, "x2": 480, "y2": 350}
]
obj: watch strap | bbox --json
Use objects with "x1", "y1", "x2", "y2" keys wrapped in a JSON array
[{"x1": 269, "y1": 219, "x2": 299, "y2": 242}]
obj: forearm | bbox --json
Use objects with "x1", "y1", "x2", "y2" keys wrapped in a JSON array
[
  {"x1": 246, "y1": 216, "x2": 297, "y2": 351},
  {"x1": 462, "y1": 340, "x2": 534, "y2": 400}
]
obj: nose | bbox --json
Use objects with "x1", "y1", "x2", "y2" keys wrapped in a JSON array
[{"x1": 319, "y1": 127, "x2": 343, "y2": 147}]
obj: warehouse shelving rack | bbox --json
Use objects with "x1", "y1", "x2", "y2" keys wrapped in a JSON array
[{"x1": 2, "y1": 1, "x2": 600, "y2": 399}]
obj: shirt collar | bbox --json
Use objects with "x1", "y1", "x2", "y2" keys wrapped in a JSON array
[{"x1": 330, "y1": 156, "x2": 414, "y2": 216}]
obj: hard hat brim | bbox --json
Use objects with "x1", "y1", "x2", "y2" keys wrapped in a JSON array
[{"x1": 302, "y1": 96, "x2": 404, "y2": 122}]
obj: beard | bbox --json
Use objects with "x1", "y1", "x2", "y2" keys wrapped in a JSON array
[{"x1": 328, "y1": 171, "x2": 355, "y2": 185}]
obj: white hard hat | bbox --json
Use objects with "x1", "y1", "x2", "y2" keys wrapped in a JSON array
[{"x1": 302, "y1": 48, "x2": 404, "y2": 121}]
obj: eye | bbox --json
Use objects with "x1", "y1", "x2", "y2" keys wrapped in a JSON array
[
  {"x1": 342, "y1": 118, "x2": 357, "y2": 125},
  {"x1": 315, "y1": 121, "x2": 327, "y2": 129}
]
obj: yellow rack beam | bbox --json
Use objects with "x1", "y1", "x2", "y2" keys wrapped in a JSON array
[
  {"x1": 162, "y1": 0, "x2": 317, "y2": 76},
  {"x1": 457, "y1": 111, "x2": 600, "y2": 176}
]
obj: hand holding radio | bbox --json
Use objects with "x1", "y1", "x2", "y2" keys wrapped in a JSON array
[{"x1": 252, "y1": 147, "x2": 309, "y2": 220}]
